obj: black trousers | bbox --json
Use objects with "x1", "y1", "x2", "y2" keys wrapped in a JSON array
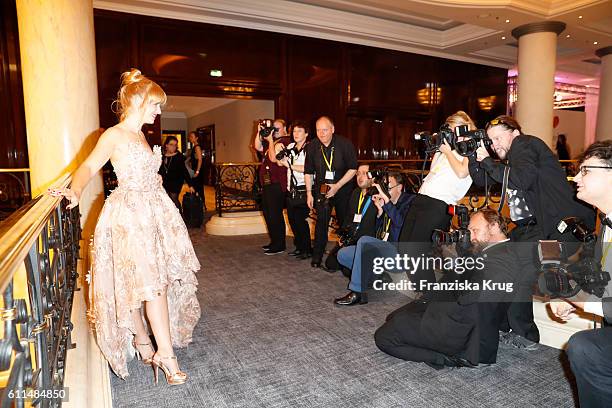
[
  {"x1": 375, "y1": 301, "x2": 449, "y2": 366},
  {"x1": 398, "y1": 194, "x2": 452, "y2": 285},
  {"x1": 312, "y1": 189, "x2": 351, "y2": 263},
  {"x1": 567, "y1": 327, "x2": 612, "y2": 408},
  {"x1": 190, "y1": 174, "x2": 206, "y2": 210},
  {"x1": 261, "y1": 183, "x2": 286, "y2": 251},
  {"x1": 500, "y1": 223, "x2": 542, "y2": 342},
  {"x1": 286, "y1": 196, "x2": 311, "y2": 252}
]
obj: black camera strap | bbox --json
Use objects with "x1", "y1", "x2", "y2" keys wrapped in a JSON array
[
  {"x1": 288, "y1": 141, "x2": 307, "y2": 190},
  {"x1": 497, "y1": 165, "x2": 511, "y2": 214}
]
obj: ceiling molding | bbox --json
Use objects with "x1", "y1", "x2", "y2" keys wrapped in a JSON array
[
  {"x1": 161, "y1": 111, "x2": 187, "y2": 119},
  {"x1": 411, "y1": 0, "x2": 606, "y2": 17},
  {"x1": 93, "y1": 0, "x2": 511, "y2": 68}
]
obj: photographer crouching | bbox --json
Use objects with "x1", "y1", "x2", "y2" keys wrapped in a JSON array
[
  {"x1": 471, "y1": 115, "x2": 595, "y2": 349},
  {"x1": 375, "y1": 208, "x2": 521, "y2": 368},
  {"x1": 548, "y1": 140, "x2": 612, "y2": 408},
  {"x1": 334, "y1": 170, "x2": 415, "y2": 306},
  {"x1": 323, "y1": 164, "x2": 379, "y2": 273}
]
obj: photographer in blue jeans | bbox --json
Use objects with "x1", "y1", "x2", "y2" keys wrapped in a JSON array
[{"x1": 334, "y1": 171, "x2": 415, "y2": 306}]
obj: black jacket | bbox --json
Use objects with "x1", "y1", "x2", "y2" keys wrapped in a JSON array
[
  {"x1": 343, "y1": 188, "x2": 378, "y2": 241},
  {"x1": 469, "y1": 134, "x2": 595, "y2": 238},
  {"x1": 418, "y1": 240, "x2": 521, "y2": 364}
]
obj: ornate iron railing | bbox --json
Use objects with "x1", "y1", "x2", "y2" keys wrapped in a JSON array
[
  {"x1": 215, "y1": 163, "x2": 261, "y2": 216},
  {"x1": 0, "y1": 169, "x2": 31, "y2": 222},
  {"x1": 213, "y1": 159, "x2": 579, "y2": 215},
  {"x1": 0, "y1": 174, "x2": 79, "y2": 407}
]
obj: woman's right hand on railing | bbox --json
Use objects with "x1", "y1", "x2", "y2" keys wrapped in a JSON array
[{"x1": 48, "y1": 188, "x2": 80, "y2": 209}]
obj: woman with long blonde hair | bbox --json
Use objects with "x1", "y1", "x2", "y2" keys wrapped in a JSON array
[{"x1": 52, "y1": 69, "x2": 200, "y2": 384}]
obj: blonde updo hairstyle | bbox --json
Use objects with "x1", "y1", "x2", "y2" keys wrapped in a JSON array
[
  {"x1": 114, "y1": 68, "x2": 167, "y2": 121},
  {"x1": 445, "y1": 110, "x2": 476, "y2": 131}
]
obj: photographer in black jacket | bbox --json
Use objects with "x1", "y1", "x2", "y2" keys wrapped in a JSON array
[
  {"x1": 304, "y1": 116, "x2": 358, "y2": 268},
  {"x1": 470, "y1": 115, "x2": 595, "y2": 348},
  {"x1": 549, "y1": 140, "x2": 612, "y2": 408},
  {"x1": 375, "y1": 208, "x2": 521, "y2": 368}
]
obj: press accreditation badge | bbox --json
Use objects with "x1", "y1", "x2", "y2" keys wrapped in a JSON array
[
  {"x1": 353, "y1": 214, "x2": 363, "y2": 223},
  {"x1": 382, "y1": 233, "x2": 389, "y2": 242},
  {"x1": 325, "y1": 170, "x2": 335, "y2": 181}
]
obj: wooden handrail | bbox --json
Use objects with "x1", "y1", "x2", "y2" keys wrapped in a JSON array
[{"x1": 0, "y1": 174, "x2": 70, "y2": 293}]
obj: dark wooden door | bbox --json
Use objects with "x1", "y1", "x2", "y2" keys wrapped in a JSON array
[{"x1": 197, "y1": 125, "x2": 216, "y2": 185}]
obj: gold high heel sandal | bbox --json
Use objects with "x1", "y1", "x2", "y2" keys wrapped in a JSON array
[
  {"x1": 132, "y1": 338, "x2": 155, "y2": 366},
  {"x1": 152, "y1": 354, "x2": 187, "y2": 386}
]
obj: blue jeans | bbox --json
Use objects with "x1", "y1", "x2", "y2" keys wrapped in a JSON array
[{"x1": 337, "y1": 236, "x2": 398, "y2": 293}]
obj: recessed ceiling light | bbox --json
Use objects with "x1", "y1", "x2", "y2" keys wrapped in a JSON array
[
  {"x1": 505, "y1": 19, "x2": 510, "y2": 23},
  {"x1": 478, "y1": 13, "x2": 490, "y2": 18},
  {"x1": 578, "y1": 15, "x2": 583, "y2": 19},
  {"x1": 566, "y1": 34, "x2": 571, "y2": 38},
  {"x1": 594, "y1": 41, "x2": 598, "y2": 45},
  {"x1": 502, "y1": 36, "x2": 506, "y2": 40}
]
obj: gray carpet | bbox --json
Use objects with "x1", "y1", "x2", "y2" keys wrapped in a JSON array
[{"x1": 110, "y1": 230, "x2": 578, "y2": 408}]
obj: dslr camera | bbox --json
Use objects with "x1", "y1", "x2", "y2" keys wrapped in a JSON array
[
  {"x1": 414, "y1": 124, "x2": 456, "y2": 153},
  {"x1": 453, "y1": 125, "x2": 492, "y2": 157},
  {"x1": 337, "y1": 225, "x2": 358, "y2": 247},
  {"x1": 432, "y1": 204, "x2": 471, "y2": 256},
  {"x1": 538, "y1": 217, "x2": 610, "y2": 298},
  {"x1": 275, "y1": 145, "x2": 297, "y2": 161},
  {"x1": 415, "y1": 124, "x2": 491, "y2": 157},
  {"x1": 366, "y1": 168, "x2": 390, "y2": 198},
  {"x1": 258, "y1": 119, "x2": 277, "y2": 139}
]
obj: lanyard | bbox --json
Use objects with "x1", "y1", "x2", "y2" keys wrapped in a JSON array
[
  {"x1": 321, "y1": 145, "x2": 334, "y2": 172},
  {"x1": 383, "y1": 215, "x2": 391, "y2": 233},
  {"x1": 358, "y1": 191, "x2": 367, "y2": 213},
  {"x1": 603, "y1": 227, "x2": 611, "y2": 269}
]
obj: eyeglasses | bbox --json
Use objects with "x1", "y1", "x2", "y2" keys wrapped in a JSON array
[{"x1": 577, "y1": 165, "x2": 612, "y2": 176}]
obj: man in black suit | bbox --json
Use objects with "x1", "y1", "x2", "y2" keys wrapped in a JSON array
[
  {"x1": 549, "y1": 140, "x2": 612, "y2": 408},
  {"x1": 374, "y1": 208, "x2": 521, "y2": 368},
  {"x1": 470, "y1": 115, "x2": 595, "y2": 348}
]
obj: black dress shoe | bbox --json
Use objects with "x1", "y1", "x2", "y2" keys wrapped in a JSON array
[
  {"x1": 334, "y1": 291, "x2": 368, "y2": 306},
  {"x1": 262, "y1": 244, "x2": 271, "y2": 250},
  {"x1": 311, "y1": 260, "x2": 321, "y2": 268},
  {"x1": 287, "y1": 249, "x2": 301, "y2": 256}
]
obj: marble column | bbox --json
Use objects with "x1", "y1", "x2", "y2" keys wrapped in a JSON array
[
  {"x1": 16, "y1": 0, "x2": 103, "y2": 233},
  {"x1": 595, "y1": 46, "x2": 612, "y2": 141},
  {"x1": 512, "y1": 22, "x2": 566, "y2": 147}
]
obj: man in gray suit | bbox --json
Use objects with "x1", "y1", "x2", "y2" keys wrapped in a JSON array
[{"x1": 550, "y1": 140, "x2": 612, "y2": 408}]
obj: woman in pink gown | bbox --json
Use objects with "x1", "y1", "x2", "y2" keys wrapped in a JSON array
[{"x1": 52, "y1": 69, "x2": 200, "y2": 383}]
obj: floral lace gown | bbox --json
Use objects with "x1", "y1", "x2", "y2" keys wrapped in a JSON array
[{"x1": 89, "y1": 142, "x2": 201, "y2": 378}]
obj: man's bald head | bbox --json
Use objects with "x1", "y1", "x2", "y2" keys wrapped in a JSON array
[{"x1": 316, "y1": 116, "x2": 335, "y2": 146}]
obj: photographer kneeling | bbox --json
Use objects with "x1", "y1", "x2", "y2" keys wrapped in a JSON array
[
  {"x1": 549, "y1": 140, "x2": 612, "y2": 408},
  {"x1": 375, "y1": 208, "x2": 521, "y2": 369},
  {"x1": 334, "y1": 171, "x2": 415, "y2": 306}
]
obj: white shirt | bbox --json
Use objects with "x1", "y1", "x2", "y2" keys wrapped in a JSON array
[
  {"x1": 583, "y1": 211, "x2": 611, "y2": 317},
  {"x1": 286, "y1": 142, "x2": 306, "y2": 189},
  {"x1": 418, "y1": 151, "x2": 472, "y2": 205}
]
